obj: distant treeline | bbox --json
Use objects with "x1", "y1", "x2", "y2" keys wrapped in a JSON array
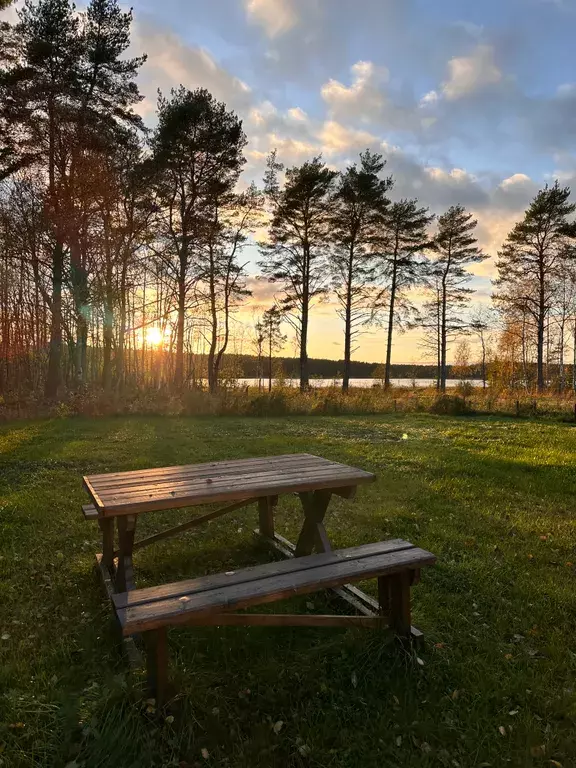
[{"x1": 237, "y1": 356, "x2": 480, "y2": 380}]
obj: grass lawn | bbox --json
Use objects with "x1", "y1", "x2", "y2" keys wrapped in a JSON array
[{"x1": 1, "y1": 413, "x2": 576, "y2": 767}]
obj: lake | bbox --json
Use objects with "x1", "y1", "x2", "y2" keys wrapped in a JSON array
[{"x1": 237, "y1": 378, "x2": 484, "y2": 389}]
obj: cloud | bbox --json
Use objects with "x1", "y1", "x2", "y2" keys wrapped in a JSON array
[
  {"x1": 244, "y1": 0, "x2": 299, "y2": 38},
  {"x1": 317, "y1": 121, "x2": 379, "y2": 154},
  {"x1": 321, "y1": 61, "x2": 389, "y2": 120},
  {"x1": 132, "y1": 19, "x2": 253, "y2": 118},
  {"x1": 442, "y1": 45, "x2": 503, "y2": 100}
]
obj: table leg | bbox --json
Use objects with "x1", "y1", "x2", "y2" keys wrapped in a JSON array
[
  {"x1": 294, "y1": 490, "x2": 333, "y2": 557},
  {"x1": 99, "y1": 516, "x2": 115, "y2": 572},
  {"x1": 116, "y1": 514, "x2": 137, "y2": 593},
  {"x1": 258, "y1": 496, "x2": 276, "y2": 539}
]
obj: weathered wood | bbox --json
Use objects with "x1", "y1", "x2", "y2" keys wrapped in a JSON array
[
  {"x1": 115, "y1": 497, "x2": 258, "y2": 556},
  {"x1": 316, "y1": 522, "x2": 332, "y2": 553},
  {"x1": 146, "y1": 628, "x2": 168, "y2": 706},
  {"x1": 118, "y1": 546, "x2": 436, "y2": 635},
  {"x1": 295, "y1": 490, "x2": 333, "y2": 556},
  {"x1": 332, "y1": 486, "x2": 357, "y2": 500},
  {"x1": 82, "y1": 503, "x2": 99, "y2": 520},
  {"x1": 99, "y1": 517, "x2": 115, "y2": 570},
  {"x1": 378, "y1": 575, "x2": 391, "y2": 615},
  {"x1": 114, "y1": 539, "x2": 416, "y2": 610},
  {"x1": 87, "y1": 453, "x2": 328, "y2": 486},
  {"x1": 389, "y1": 571, "x2": 412, "y2": 638},
  {"x1": 182, "y1": 613, "x2": 386, "y2": 628},
  {"x1": 258, "y1": 496, "x2": 275, "y2": 539},
  {"x1": 116, "y1": 515, "x2": 137, "y2": 593},
  {"x1": 84, "y1": 454, "x2": 375, "y2": 516}
]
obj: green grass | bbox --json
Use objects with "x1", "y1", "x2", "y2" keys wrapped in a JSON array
[{"x1": 1, "y1": 413, "x2": 575, "y2": 767}]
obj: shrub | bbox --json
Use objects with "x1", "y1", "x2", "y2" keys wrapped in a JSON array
[{"x1": 430, "y1": 394, "x2": 471, "y2": 416}]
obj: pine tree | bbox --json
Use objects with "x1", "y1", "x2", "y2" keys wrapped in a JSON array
[
  {"x1": 330, "y1": 150, "x2": 391, "y2": 391},
  {"x1": 150, "y1": 86, "x2": 247, "y2": 389},
  {"x1": 494, "y1": 182, "x2": 576, "y2": 392},
  {"x1": 427, "y1": 205, "x2": 485, "y2": 392},
  {"x1": 380, "y1": 199, "x2": 433, "y2": 388},
  {"x1": 260, "y1": 154, "x2": 337, "y2": 391}
]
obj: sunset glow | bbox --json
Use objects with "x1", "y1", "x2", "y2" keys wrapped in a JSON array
[{"x1": 146, "y1": 326, "x2": 164, "y2": 347}]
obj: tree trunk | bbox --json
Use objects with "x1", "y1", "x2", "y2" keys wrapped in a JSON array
[
  {"x1": 384, "y1": 253, "x2": 398, "y2": 390},
  {"x1": 537, "y1": 287, "x2": 545, "y2": 393},
  {"x1": 440, "y1": 283, "x2": 447, "y2": 393},
  {"x1": 45, "y1": 241, "x2": 64, "y2": 399},
  {"x1": 174, "y1": 264, "x2": 186, "y2": 389},
  {"x1": 300, "y1": 293, "x2": 309, "y2": 392},
  {"x1": 268, "y1": 333, "x2": 273, "y2": 392}
]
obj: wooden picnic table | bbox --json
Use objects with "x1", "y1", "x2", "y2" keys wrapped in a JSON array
[{"x1": 83, "y1": 452, "x2": 377, "y2": 619}]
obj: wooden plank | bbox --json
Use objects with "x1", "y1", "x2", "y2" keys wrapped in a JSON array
[
  {"x1": 94, "y1": 470, "x2": 374, "y2": 516},
  {"x1": 118, "y1": 547, "x2": 436, "y2": 635},
  {"x1": 113, "y1": 539, "x2": 415, "y2": 610},
  {"x1": 118, "y1": 497, "x2": 258, "y2": 555},
  {"x1": 100, "y1": 517, "x2": 115, "y2": 569},
  {"x1": 181, "y1": 613, "x2": 387, "y2": 628},
  {"x1": 82, "y1": 503, "x2": 99, "y2": 520},
  {"x1": 96, "y1": 464, "x2": 372, "y2": 504},
  {"x1": 88, "y1": 454, "x2": 331, "y2": 491}
]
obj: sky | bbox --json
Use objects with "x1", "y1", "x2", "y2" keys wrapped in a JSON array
[{"x1": 6, "y1": 0, "x2": 576, "y2": 365}]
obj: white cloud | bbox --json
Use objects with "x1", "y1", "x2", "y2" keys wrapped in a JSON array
[
  {"x1": 321, "y1": 61, "x2": 389, "y2": 119},
  {"x1": 317, "y1": 121, "x2": 378, "y2": 154},
  {"x1": 244, "y1": 0, "x2": 298, "y2": 38},
  {"x1": 442, "y1": 44, "x2": 502, "y2": 100}
]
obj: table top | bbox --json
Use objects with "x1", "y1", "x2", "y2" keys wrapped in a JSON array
[{"x1": 84, "y1": 453, "x2": 375, "y2": 517}]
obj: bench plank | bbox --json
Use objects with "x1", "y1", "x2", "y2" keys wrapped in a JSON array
[
  {"x1": 118, "y1": 546, "x2": 435, "y2": 635},
  {"x1": 113, "y1": 539, "x2": 415, "y2": 610}
]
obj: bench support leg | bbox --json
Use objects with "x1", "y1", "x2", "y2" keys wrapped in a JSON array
[
  {"x1": 116, "y1": 515, "x2": 137, "y2": 593},
  {"x1": 388, "y1": 571, "x2": 412, "y2": 639},
  {"x1": 295, "y1": 490, "x2": 333, "y2": 556},
  {"x1": 146, "y1": 628, "x2": 169, "y2": 707}
]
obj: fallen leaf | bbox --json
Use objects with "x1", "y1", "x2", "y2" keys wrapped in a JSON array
[
  {"x1": 528, "y1": 554, "x2": 534, "y2": 560},
  {"x1": 421, "y1": 742, "x2": 432, "y2": 753},
  {"x1": 273, "y1": 720, "x2": 283, "y2": 734},
  {"x1": 451, "y1": 689, "x2": 459, "y2": 700},
  {"x1": 351, "y1": 671, "x2": 358, "y2": 688},
  {"x1": 416, "y1": 657, "x2": 425, "y2": 666},
  {"x1": 201, "y1": 747, "x2": 210, "y2": 759},
  {"x1": 165, "y1": 715, "x2": 174, "y2": 725},
  {"x1": 1, "y1": 634, "x2": 10, "y2": 641},
  {"x1": 530, "y1": 745, "x2": 546, "y2": 757},
  {"x1": 509, "y1": 710, "x2": 519, "y2": 716},
  {"x1": 306, "y1": 601, "x2": 314, "y2": 610},
  {"x1": 499, "y1": 726, "x2": 506, "y2": 736},
  {"x1": 395, "y1": 736, "x2": 402, "y2": 746},
  {"x1": 434, "y1": 642, "x2": 446, "y2": 649},
  {"x1": 8, "y1": 723, "x2": 25, "y2": 729},
  {"x1": 298, "y1": 744, "x2": 311, "y2": 756},
  {"x1": 549, "y1": 761, "x2": 563, "y2": 767},
  {"x1": 504, "y1": 654, "x2": 513, "y2": 660},
  {"x1": 540, "y1": 535, "x2": 548, "y2": 542}
]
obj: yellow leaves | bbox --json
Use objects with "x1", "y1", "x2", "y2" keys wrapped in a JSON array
[
  {"x1": 504, "y1": 653, "x2": 513, "y2": 660},
  {"x1": 8, "y1": 722, "x2": 25, "y2": 729},
  {"x1": 549, "y1": 760, "x2": 563, "y2": 767}
]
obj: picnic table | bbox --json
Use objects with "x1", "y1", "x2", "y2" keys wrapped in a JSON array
[
  {"x1": 83, "y1": 453, "x2": 377, "y2": 611},
  {"x1": 82, "y1": 452, "x2": 436, "y2": 701}
]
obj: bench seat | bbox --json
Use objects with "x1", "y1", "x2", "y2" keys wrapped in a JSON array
[{"x1": 112, "y1": 539, "x2": 435, "y2": 703}]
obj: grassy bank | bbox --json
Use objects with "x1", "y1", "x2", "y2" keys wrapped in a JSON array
[
  {"x1": 1, "y1": 413, "x2": 576, "y2": 766},
  {"x1": 3, "y1": 383, "x2": 576, "y2": 423}
]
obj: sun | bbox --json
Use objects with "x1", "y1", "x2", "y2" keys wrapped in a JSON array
[{"x1": 146, "y1": 326, "x2": 164, "y2": 347}]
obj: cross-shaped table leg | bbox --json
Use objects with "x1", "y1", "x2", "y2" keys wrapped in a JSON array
[
  {"x1": 116, "y1": 515, "x2": 137, "y2": 593},
  {"x1": 294, "y1": 490, "x2": 333, "y2": 556}
]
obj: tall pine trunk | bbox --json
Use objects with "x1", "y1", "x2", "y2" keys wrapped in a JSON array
[
  {"x1": 174, "y1": 260, "x2": 186, "y2": 389},
  {"x1": 384, "y1": 253, "x2": 398, "y2": 389},
  {"x1": 45, "y1": 241, "x2": 64, "y2": 399},
  {"x1": 342, "y1": 247, "x2": 353, "y2": 392},
  {"x1": 440, "y1": 282, "x2": 447, "y2": 393}
]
